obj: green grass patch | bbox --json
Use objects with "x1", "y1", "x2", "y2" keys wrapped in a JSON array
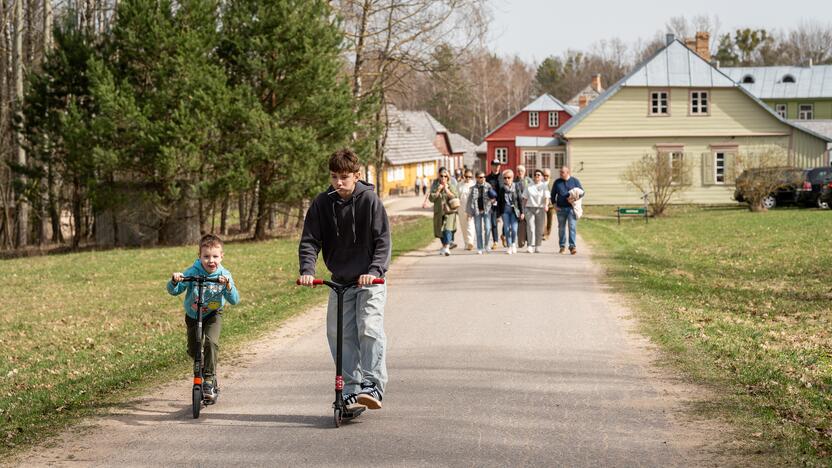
[
  {"x1": 581, "y1": 207, "x2": 832, "y2": 464},
  {"x1": 1, "y1": 216, "x2": 433, "y2": 455}
]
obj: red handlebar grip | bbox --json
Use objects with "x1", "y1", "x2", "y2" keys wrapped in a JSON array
[
  {"x1": 296, "y1": 279, "x2": 324, "y2": 285},
  {"x1": 372, "y1": 278, "x2": 385, "y2": 284}
]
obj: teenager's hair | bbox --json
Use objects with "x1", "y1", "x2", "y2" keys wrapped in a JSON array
[
  {"x1": 199, "y1": 234, "x2": 224, "y2": 251},
  {"x1": 329, "y1": 148, "x2": 362, "y2": 173}
]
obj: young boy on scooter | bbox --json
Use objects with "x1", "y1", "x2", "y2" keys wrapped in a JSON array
[
  {"x1": 298, "y1": 148, "x2": 392, "y2": 411},
  {"x1": 168, "y1": 234, "x2": 240, "y2": 401}
]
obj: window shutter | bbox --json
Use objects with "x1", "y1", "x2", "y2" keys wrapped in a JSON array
[
  {"x1": 682, "y1": 153, "x2": 693, "y2": 186},
  {"x1": 701, "y1": 152, "x2": 715, "y2": 185},
  {"x1": 724, "y1": 153, "x2": 737, "y2": 184}
]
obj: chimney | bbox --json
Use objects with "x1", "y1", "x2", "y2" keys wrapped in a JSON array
[
  {"x1": 666, "y1": 33, "x2": 675, "y2": 45},
  {"x1": 578, "y1": 95, "x2": 588, "y2": 109},
  {"x1": 591, "y1": 74, "x2": 603, "y2": 92},
  {"x1": 694, "y1": 32, "x2": 710, "y2": 61}
]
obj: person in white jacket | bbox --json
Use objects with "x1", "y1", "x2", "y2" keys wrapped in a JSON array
[
  {"x1": 456, "y1": 169, "x2": 476, "y2": 250},
  {"x1": 522, "y1": 169, "x2": 550, "y2": 253}
]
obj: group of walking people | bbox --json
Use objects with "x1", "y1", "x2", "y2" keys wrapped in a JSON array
[{"x1": 423, "y1": 158, "x2": 584, "y2": 256}]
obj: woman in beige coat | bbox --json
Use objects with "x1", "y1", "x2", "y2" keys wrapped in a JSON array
[{"x1": 428, "y1": 167, "x2": 459, "y2": 256}]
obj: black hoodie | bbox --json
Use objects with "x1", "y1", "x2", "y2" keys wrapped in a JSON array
[{"x1": 298, "y1": 181, "x2": 391, "y2": 283}]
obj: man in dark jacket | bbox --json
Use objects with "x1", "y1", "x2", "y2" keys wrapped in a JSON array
[
  {"x1": 485, "y1": 158, "x2": 503, "y2": 249},
  {"x1": 550, "y1": 166, "x2": 584, "y2": 255},
  {"x1": 299, "y1": 149, "x2": 391, "y2": 411}
]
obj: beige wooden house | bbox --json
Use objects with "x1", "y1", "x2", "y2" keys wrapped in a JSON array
[{"x1": 555, "y1": 35, "x2": 832, "y2": 205}]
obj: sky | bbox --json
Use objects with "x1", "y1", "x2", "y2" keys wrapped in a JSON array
[{"x1": 487, "y1": 0, "x2": 831, "y2": 63}]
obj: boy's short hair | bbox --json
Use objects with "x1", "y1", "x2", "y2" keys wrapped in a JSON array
[
  {"x1": 329, "y1": 148, "x2": 362, "y2": 173},
  {"x1": 199, "y1": 234, "x2": 224, "y2": 251}
]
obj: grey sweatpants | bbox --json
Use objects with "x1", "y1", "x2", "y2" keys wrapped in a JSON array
[
  {"x1": 525, "y1": 207, "x2": 546, "y2": 247},
  {"x1": 326, "y1": 284, "x2": 388, "y2": 396}
]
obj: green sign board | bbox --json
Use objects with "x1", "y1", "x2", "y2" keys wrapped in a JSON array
[{"x1": 618, "y1": 208, "x2": 645, "y2": 215}]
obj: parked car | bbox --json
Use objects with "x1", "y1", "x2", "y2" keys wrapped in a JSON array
[
  {"x1": 796, "y1": 167, "x2": 832, "y2": 208},
  {"x1": 733, "y1": 167, "x2": 805, "y2": 209},
  {"x1": 817, "y1": 174, "x2": 832, "y2": 209}
]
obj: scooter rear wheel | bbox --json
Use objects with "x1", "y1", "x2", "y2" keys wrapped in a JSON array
[
  {"x1": 192, "y1": 387, "x2": 202, "y2": 419},
  {"x1": 334, "y1": 408, "x2": 342, "y2": 428}
]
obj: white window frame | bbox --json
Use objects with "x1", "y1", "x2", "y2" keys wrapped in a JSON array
[
  {"x1": 690, "y1": 90, "x2": 709, "y2": 115},
  {"x1": 552, "y1": 152, "x2": 566, "y2": 170},
  {"x1": 385, "y1": 167, "x2": 395, "y2": 182},
  {"x1": 424, "y1": 163, "x2": 435, "y2": 177},
  {"x1": 528, "y1": 111, "x2": 539, "y2": 127},
  {"x1": 775, "y1": 104, "x2": 787, "y2": 119},
  {"x1": 495, "y1": 147, "x2": 508, "y2": 164},
  {"x1": 714, "y1": 152, "x2": 726, "y2": 184},
  {"x1": 548, "y1": 111, "x2": 558, "y2": 127},
  {"x1": 649, "y1": 90, "x2": 670, "y2": 116},
  {"x1": 669, "y1": 152, "x2": 685, "y2": 184},
  {"x1": 416, "y1": 163, "x2": 423, "y2": 177},
  {"x1": 523, "y1": 151, "x2": 538, "y2": 173},
  {"x1": 798, "y1": 104, "x2": 814, "y2": 120}
]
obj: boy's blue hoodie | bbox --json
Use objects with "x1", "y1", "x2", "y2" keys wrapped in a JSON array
[{"x1": 166, "y1": 259, "x2": 240, "y2": 319}]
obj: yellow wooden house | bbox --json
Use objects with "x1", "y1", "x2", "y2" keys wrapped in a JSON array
[
  {"x1": 555, "y1": 35, "x2": 832, "y2": 205},
  {"x1": 376, "y1": 106, "x2": 444, "y2": 197}
]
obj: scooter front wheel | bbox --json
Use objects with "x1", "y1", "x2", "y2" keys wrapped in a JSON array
[
  {"x1": 192, "y1": 387, "x2": 202, "y2": 419},
  {"x1": 334, "y1": 408, "x2": 342, "y2": 428}
]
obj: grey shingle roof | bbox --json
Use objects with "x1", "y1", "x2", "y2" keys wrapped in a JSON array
[
  {"x1": 721, "y1": 65, "x2": 832, "y2": 99},
  {"x1": 789, "y1": 119, "x2": 832, "y2": 142},
  {"x1": 384, "y1": 106, "x2": 444, "y2": 165},
  {"x1": 448, "y1": 132, "x2": 478, "y2": 167}
]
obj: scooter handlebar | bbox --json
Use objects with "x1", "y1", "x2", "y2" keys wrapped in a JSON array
[
  {"x1": 179, "y1": 275, "x2": 221, "y2": 283},
  {"x1": 295, "y1": 278, "x2": 385, "y2": 286}
]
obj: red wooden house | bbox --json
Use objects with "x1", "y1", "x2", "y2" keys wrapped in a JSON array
[{"x1": 482, "y1": 94, "x2": 576, "y2": 174}]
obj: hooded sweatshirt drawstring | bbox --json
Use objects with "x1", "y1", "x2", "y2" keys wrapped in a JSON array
[{"x1": 330, "y1": 195, "x2": 358, "y2": 244}]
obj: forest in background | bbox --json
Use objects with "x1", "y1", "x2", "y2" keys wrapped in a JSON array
[{"x1": 1, "y1": 2, "x2": 830, "y2": 250}]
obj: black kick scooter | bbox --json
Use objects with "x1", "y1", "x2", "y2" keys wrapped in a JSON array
[
  {"x1": 180, "y1": 275, "x2": 222, "y2": 419},
  {"x1": 297, "y1": 277, "x2": 385, "y2": 427}
]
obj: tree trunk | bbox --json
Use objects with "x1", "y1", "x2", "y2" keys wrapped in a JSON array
[
  {"x1": 47, "y1": 163, "x2": 62, "y2": 243},
  {"x1": 13, "y1": 0, "x2": 29, "y2": 248},
  {"x1": 244, "y1": 183, "x2": 258, "y2": 234},
  {"x1": 238, "y1": 192, "x2": 248, "y2": 232},
  {"x1": 295, "y1": 200, "x2": 305, "y2": 229},
  {"x1": 252, "y1": 181, "x2": 269, "y2": 240},
  {"x1": 268, "y1": 203, "x2": 275, "y2": 230},
  {"x1": 43, "y1": 0, "x2": 53, "y2": 53},
  {"x1": 220, "y1": 195, "x2": 228, "y2": 235},
  {"x1": 198, "y1": 196, "x2": 206, "y2": 234},
  {"x1": 72, "y1": 181, "x2": 82, "y2": 248}
]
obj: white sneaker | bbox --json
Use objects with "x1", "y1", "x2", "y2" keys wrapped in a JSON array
[
  {"x1": 534, "y1": 246, "x2": 541, "y2": 253},
  {"x1": 527, "y1": 246, "x2": 534, "y2": 254},
  {"x1": 444, "y1": 246, "x2": 451, "y2": 256},
  {"x1": 477, "y1": 250, "x2": 483, "y2": 255},
  {"x1": 438, "y1": 247, "x2": 445, "y2": 256},
  {"x1": 512, "y1": 244, "x2": 518, "y2": 254},
  {"x1": 506, "y1": 247, "x2": 512, "y2": 255}
]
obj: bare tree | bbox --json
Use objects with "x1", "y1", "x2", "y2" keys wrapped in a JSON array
[
  {"x1": 782, "y1": 20, "x2": 832, "y2": 65},
  {"x1": 621, "y1": 152, "x2": 694, "y2": 216},
  {"x1": 13, "y1": 0, "x2": 29, "y2": 247}
]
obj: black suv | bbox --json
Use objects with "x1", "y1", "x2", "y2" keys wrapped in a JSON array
[
  {"x1": 733, "y1": 167, "x2": 805, "y2": 209},
  {"x1": 797, "y1": 167, "x2": 832, "y2": 208},
  {"x1": 817, "y1": 174, "x2": 832, "y2": 209}
]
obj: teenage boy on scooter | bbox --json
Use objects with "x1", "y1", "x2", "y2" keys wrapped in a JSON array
[
  {"x1": 298, "y1": 148, "x2": 392, "y2": 411},
  {"x1": 168, "y1": 234, "x2": 240, "y2": 401}
]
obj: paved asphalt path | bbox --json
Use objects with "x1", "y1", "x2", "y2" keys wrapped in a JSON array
[{"x1": 17, "y1": 196, "x2": 720, "y2": 467}]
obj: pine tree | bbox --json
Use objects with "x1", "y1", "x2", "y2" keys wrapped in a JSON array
[
  {"x1": 89, "y1": 0, "x2": 231, "y2": 245},
  {"x1": 219, "y1": 0, "x2": 355, "y2": 239}
]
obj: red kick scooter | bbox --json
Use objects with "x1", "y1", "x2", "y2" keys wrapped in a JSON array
[{"x1": 297, "y1": 277, "x2": 385, "y2": 427}]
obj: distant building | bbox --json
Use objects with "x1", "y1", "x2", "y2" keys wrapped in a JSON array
[
  {"x1": 379, "y1": 105, "x2": 444, "y2": 196},
  {"x1": 482, "y1": 94, "x2": 576, "y2": 174},
  {"x1": 555, "y1": 35, "x2": 831, "y2": 205},
  {"x1": 567, "y1": 74, "x2": 604, "y2": 110},
  {"x1": 721, "y1": 63, "x2": 832, "y2": 121}
]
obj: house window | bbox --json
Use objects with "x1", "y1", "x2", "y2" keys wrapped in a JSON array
[
  {"x1": 775, "y1": 104, "x2": 787, "y2": 119},
  {"x1": 669, "y1": 152, "x2": 685, "y2": 184},
  {"x1": 523, "y1": 151, "x2": 538, "y2": 172},
  {"x1": 495, "y1": 147, "x2": 508, "y2": 164},
  {"x1": 528, "y1": 112, "x2": 539, "y2": 127},
  {"x1": 799, "y1": 104, "x2": 814, "y2": 120},
  {"x1": 541, "y1": 153, "x2": 552, "y2": 170},
  {"x1": 416, "y1": 163, "x2": 423, "y2": 177},
  {"x1": 782, "y1": 74, "x2": 796, "y2": 83},
  {"x1": 386, "y1": 167, "x2": 395, "y2": 182},
  {"x1": 714, "y1": 152, "x2": 726, "y2": 184},
  {"x1": 649, "y1": 90, "x2": 669, "y2": 115},
  {"x1": 553, "y1": 151, "x2": 566, "y2": 169},
  {"x1": 741, "y1": 75, "x2": 755, "y2": 84},
  {"x1": 690, "y1": 90, "x2": 709, "y2": 115},
  {"x1": 548, "y1": 112, "x2": 558, "y2": 127},
  {"x1": 423, "y1": 163, "x2": 435, "y2": 177},
  {"x1": 395, "y1": 166, "x2": 405, "y2": 181}
]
